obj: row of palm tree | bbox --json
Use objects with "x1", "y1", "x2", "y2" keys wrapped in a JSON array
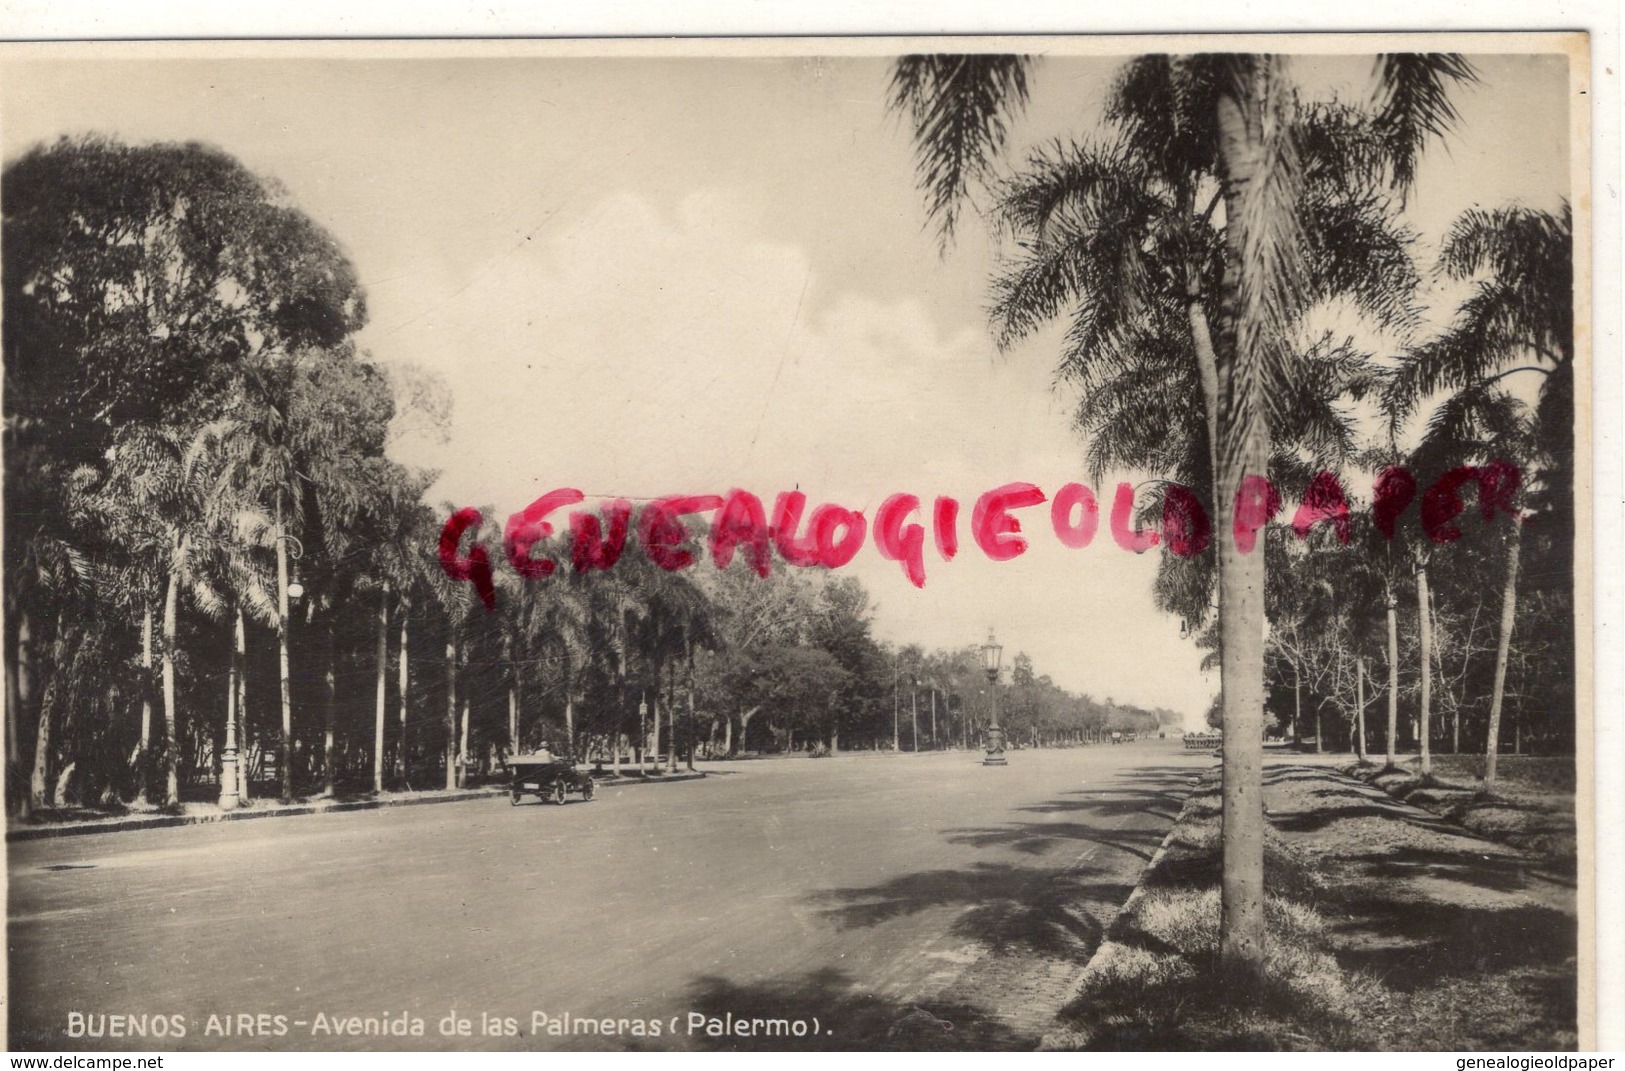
[
  {"x1": 888, "y1": 51, "x2": 1573, "y2": 976},
  {"x1": 1, "y1": 128, "x2": 1139, "y2": 818}
]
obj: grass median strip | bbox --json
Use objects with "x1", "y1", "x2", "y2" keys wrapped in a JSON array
[{"x1": 1044, "y1": 762, "x2": 1577, "y2": 1051}]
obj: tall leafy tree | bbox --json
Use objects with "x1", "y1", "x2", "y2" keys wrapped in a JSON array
[{"x1": 5, "y1": 136, "x2": 367, "y2": 807}]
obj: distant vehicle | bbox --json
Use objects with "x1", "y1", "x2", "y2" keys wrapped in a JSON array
[{"x1": 508, "y1": 754, "x2": 594, "y2": 805}]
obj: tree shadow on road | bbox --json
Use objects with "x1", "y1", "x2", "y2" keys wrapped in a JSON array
[
  {"x1": 808, "y1": 765, "x2": 1203, "y2": 961},
  {"x1": 943, "y1": 820, "x2": 1166, "y2": 860},
  {"x1": 680, "y1": 967, "x2": 1029, "y2": 1050},
  {"x1": 809, "y1": 861, "x2": 1129, "y2": 958}
]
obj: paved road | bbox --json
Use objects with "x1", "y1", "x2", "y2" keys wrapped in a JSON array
[{"x1": 8, "y1": 742, "x2": 1206, "y2": 1051}]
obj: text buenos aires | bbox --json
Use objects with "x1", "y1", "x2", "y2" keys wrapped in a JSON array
[{"x1": 439, "y1": 461, "x2": 1523, "y2": 610}]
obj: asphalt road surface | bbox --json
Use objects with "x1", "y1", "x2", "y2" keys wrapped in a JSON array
[{"x1": 9, "y1": 741, "x2": 1208, "y2": 1051}]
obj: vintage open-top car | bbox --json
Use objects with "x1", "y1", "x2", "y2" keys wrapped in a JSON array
[{"x1": 508, "y1": 754, "x2": 595, "y2": 805}]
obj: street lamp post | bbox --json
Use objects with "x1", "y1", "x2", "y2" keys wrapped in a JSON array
[
  {"x1": 219, "y1": 647, "x2": 241, "y2": 810},
  {"x1": 981, "y1": 629, "x2": 1006, "y2": 766},
  {"x1": 220, "y1": 591, "x2": 261, "y2": 812}
]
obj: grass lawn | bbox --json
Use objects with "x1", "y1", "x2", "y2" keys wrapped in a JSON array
[
  {"x1": 1046, "y1": 763, "x2": 1577, "y2": 1051},
  {"x1": 1341, "y1": 754, "x2": 1576, "y2": 870}
]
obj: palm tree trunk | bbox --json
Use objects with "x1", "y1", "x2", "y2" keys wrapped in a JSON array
[
  {"x1": 662, "y1": 661, "x2": 674, "y2": 773},
  {"x1": 235, "y1": 608, "x2": 250, "y2": 803},
  {"x1": 1213, "y1": 77, "x2": 1269, "y2": 979},
  {"x1": 1417, "y1": 566, "x2": 1434, "y2": 779},
  {"x1": 398, "y1": 602, "x2": 410, "y2": 784},
  {"x1": 1385, "y1": 589, "x2": 1399, "y2": 768},
  {"x1": 161, "y1": 553, "x2": 182, "y2": 808},
  {"x1": 444, "y1": 632, "x2": 458, "y2": 791},
  {"x1": 685, "y1": 640, "x2": 697, "y2": 771},
  {"x1": 39, "y1": 645, "x2": 66, "y2": 807},
  {"x1": 667, "y1": 666, "x2": 679, "y2": 773},
  {"x1": 1484, "y1": 520, "x2": 1523, "y2": 784},
  {"x1": 10, "y1": 610, "x2": 32, "y2": 818},
  {"x1": 1292, "y1": 661, "x2": 1303, "y2": 750},
  {"x1": 929, "y1": 688, "x2": 937, "y2": 749},
  {"x1": 615, "y1": 608, "x2": 628, "y2": 776},
  {"x1": 1453, "y1": 597, "x2": 1480, "y2": 755},
  {"x1": 910, "y1": 687, "x2": 919, "y2": 752},
  {"x1": 374, "y1": 583, "x2": 389, "y2": 795},
  {"x1": 650, "y1": 665, "x2": 663, "y2": 775},
  {"x1": 1355, "y1": 655, "x2": 1367, "y2": 761},
  {"x1": 458, "y1": 689, "x2": 470, "y2": 788},
  {"x1": 322, "y1": 620, "x2": 336, "y2": 797},
  {"x1": 564, "y1": 688, "x2": 575, "y2": 760},
  {"x1": 28, "y1": 622, "x2": 52, "y2": 812},
  {"x1": 892, "y1": 667, "x2": 900, "y2": 751},
  {"x1": 275, "y1": 497, "x2": 294, "y2": 801},
  {"x1": 505, "y1": 635, "x2": 519, "y2": 757},
  {"x1": 136, "y1": 602, "x2": 153, "y2": 803},
  {"x1": 1216, "y1": 496, "x2": 1268, "y2": 978}
]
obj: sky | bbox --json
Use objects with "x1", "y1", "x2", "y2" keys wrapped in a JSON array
[{"x1": 0, "y1": 42, "x2": 1576, "y2": 724}]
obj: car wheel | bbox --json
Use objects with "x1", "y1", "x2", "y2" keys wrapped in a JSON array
[
  {"x1": 554, "y1": 782, "x2": 567, "y2": 805},
  {"x1": 582, "y1": 780, "x2": 594, "y2": 801}
]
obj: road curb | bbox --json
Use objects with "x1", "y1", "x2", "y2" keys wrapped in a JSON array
[
  {"x1": 1035, "y1": 773, "x2": 1202, "y2": 1051},
  {"x1": 7, "y1": 771, "x2": 707, "y2": 842}
]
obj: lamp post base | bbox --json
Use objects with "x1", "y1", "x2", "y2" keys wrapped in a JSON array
[
  {"x1": 219, "y1": 747, "x2": 240, "y2": 810},
  {"x1": 982, "y1": 725, "x2": 1008, "y2": 767}
]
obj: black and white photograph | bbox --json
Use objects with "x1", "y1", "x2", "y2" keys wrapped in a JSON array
[{"x1": 1, "y1": 30, "x2": 1601, "y2": 1053}]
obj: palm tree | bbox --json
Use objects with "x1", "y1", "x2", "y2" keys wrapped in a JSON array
[
  {"x1": 521, "y1": 566, "x2": 592, "y2": 758},
  {"x1": 7, "y1": 494, "x2": 93, "y2": 814},
  {"x1": 178, "y1": 490, "x2": 278, "y2": 807},
  {"x1": 356, "y1": 468, "x2": 436, "y2": 793},
  {"x1": 1386, "y1": 204, "x2": 1572, "y2": 784},
  {"x1": 423, "y1": 504, "x2": 497, "y2": 788},
  {"x1": 82, "y1": 421, "x2": 240, "y2": 808},
  {"x1": 890, "y1": 50, "x2": 1475, "y2": 974}
]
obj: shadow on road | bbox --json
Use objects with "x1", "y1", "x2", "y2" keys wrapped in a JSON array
[
  {"x1": 808, "y1": 763, "x2": 1202, "y2": 961},
  {"x1": 810, "y1": 861, "x2": 1130, "y2": 957}
]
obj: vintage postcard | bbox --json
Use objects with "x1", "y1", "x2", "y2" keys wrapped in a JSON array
[{"x1": 1, "y1": 32, "x2": 1601, "y2": 1053}]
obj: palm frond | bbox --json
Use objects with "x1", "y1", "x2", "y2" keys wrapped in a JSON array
[
  {"x1": 1371, "y1": 54, "x2": 1479, "y2": 191},
  {"x1": 1106, "y1": 55, "x2": 1220, "y2": 185},
  {"x1": 889, "y1": 54, "x2": 1034, "y2": 250},
  {"x1": 1299, "y1": 190, "x2": 1422, "y2": 335},
  {"x1": 1217, "y1": 55, "x2": 1308, "y2": 475}
]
